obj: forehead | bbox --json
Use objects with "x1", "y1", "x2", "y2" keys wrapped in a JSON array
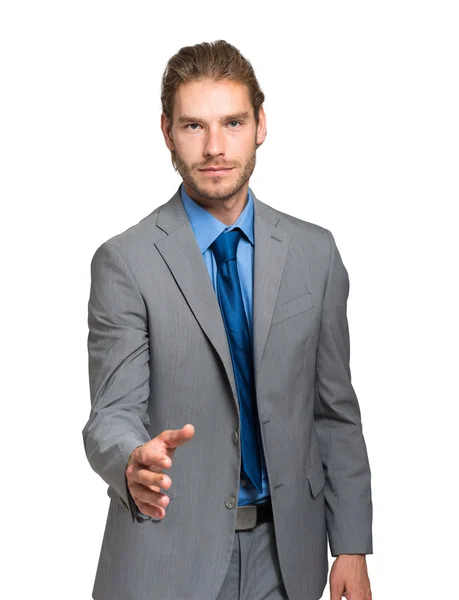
[{"x1": 173, "y1": 78, "x2": 252, "y2": 121}]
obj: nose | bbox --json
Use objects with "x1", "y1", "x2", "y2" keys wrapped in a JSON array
[{"x1": 203, "y1": 124, "x2": 226, "y2": 158}]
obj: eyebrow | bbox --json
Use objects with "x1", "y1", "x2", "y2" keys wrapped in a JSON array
[{"x1": 177, "y1": 111, "x2": 251, "y2": 125}]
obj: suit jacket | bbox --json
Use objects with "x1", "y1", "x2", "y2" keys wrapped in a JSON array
[{"x1": 82, "y1": 185, "x2": 373, "y2": 600}]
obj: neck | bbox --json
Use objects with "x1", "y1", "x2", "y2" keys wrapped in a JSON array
[{"x1": 183, "y1": 182, "x2": 249, "y2": 226}]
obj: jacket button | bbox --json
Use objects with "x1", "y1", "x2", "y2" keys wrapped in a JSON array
[
  {"x1": 232, "y1": 430, "x2": 239, "y2": 444},
  {"x1": 225, "y1": 496, "x2": 236, "y2": 509}
]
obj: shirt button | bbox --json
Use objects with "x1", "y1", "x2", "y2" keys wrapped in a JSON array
[
  {"x1": 232, "y1": 430, "x2": 239, "y2": 444},
  {"x1": 225, "y1": 496, "x2": 236, "y2": 509}
]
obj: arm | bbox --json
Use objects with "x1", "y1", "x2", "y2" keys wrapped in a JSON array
[
  {"x1": 82, "y1": 241, "x2": 152, "y2": 524},
  {"x1": 314, "y1": 229, "x2": 373, "y2": 556}
]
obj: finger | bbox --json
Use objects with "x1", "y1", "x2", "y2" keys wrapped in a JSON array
[
  {"x1": 330, "y1": 581, "x2": 344, "y2": 600},
  {"x1": 131, "y1": 483, "x2": 171, "y2": 510},
  {"x1": 130, "y1": 447, "x2": 170, "y2": 471},
  {"x1": 135, "y1": 499, "x2": 166, "y2": 520},
  {"x1": 158, "y1": 424, "x2": 195, "y2": 449},
  {"x1": 126, "y1": 463, "x2": 172, "y2": 494},
  {"x1": 126, "y1": 462, "x2": 163, "y2": 494},
  {"x1": 137, "y1": 468, "x2": 171, "y2": 491}
]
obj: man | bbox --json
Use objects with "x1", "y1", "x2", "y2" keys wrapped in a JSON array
[{"x1": 83, "y1": 40, "x2": 373, "y2": 600}]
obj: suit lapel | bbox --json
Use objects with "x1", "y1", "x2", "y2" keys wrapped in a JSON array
[
  {"x1": 252, "y1": 195, "x2": 290, "y2": 386},
  {"x1": 154, "y1": 185, "x2": 290, "y2": 405}
]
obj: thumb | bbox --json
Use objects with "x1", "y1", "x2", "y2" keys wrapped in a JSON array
[
  {"x1": 330, "y1": 578, "x2": 344, "y2": 600},
  {"x1": 158, "y1": 423, "x2": 195, "y2": 449}
]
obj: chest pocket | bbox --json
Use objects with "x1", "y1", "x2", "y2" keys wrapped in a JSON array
[{"x1": 271, "y1": 292, "x2": 314, "y2": 326}]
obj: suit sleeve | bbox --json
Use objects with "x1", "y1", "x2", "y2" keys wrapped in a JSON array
[
  {"x1": 82, "y1": 241, "x2": 153, "y2": 524},
  {"x1": 314, "y1": 229, "x2": 373, "y2": 556}
]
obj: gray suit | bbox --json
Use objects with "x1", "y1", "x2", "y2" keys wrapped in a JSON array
[{"x1": 82, "y1": 185, "x2": 373, "y2": 600}]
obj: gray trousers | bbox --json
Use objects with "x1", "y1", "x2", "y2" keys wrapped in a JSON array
[{"x1": 216, "y1": 519, "x2": 289, "y2": 600}]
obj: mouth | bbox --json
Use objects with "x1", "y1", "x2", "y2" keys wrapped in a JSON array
[{"x1": 199, "y1": 167, "x2": 234, "y2": 175}]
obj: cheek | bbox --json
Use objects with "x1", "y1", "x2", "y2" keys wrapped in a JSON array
[
  {"x1": 234, "y1": 135, "x2": 257, "y2": 162},
  {"x1": 175, "y1": 140, "x2": 198, "y2": 168},
  {"x1": 174, "y1": 141, "x2": 199, "y2": 166}
]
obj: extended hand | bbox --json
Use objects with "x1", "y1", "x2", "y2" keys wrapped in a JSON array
[
  {"x1": 329, "y1": 554, "x2": 372, "y2": 600},
  {"x1": 126, "y1": 424, "x2": 195, "y2": 519}
]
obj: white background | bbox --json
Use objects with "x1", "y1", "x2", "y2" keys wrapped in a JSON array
[{"x1": 1, "y1": 1, "x2": 458, "y2": 599}]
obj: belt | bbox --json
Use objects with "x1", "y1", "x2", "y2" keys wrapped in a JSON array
[{"x1": 235, "y1": 497, "x2": 273, "y2": 531}]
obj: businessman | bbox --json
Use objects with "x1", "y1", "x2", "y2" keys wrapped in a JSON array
[{"x1": 83, "y1": 40, "x2": 373, "y2": 600}]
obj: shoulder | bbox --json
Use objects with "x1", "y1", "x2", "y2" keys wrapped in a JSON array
[
  {"x1": 90, "y1": 203, "x2": 166, "y2": 263},
  {"x1": 254, "y1": 196, "x2": 333, "y2": 254}
]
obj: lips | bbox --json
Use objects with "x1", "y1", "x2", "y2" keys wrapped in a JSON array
[{"x1": 200, "y1": 167, "x2": 233, "y2": 171}]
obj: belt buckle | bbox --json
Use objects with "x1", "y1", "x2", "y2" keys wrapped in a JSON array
[{"x1": 236, "y1": 505, "x2": 257, "y2": 530}]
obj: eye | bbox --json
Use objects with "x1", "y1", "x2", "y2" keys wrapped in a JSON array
[
  {"x1": 185, "y1": 123, "x2": 201, "y2": 130},
  {"x1": 228, "y1": 120, "x2": 242, "y2": 128}
]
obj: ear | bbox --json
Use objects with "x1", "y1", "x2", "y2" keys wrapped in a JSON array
[
  {"x1": 256, "y1": 105, "x2": 267, "y2": 146},
  {"x1": 160, "y1": 113, "x2": 175, "y2": 151}
]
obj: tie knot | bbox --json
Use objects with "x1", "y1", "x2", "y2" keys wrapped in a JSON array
[{"x1": 211, "y1": 228, "x2": 243, "y2": 266}]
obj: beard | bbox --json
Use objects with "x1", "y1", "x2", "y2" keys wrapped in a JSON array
[{"x1": 172, "y1": 139, "x2": 257, "y2": 203}]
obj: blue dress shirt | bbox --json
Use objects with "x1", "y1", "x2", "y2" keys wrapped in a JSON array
[{"x1": 180, "y1": 183, "x2": 270, "y2": 506}]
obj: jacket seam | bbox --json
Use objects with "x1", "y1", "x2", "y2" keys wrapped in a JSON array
[
  {"x1": 315, "y1": 228, "x2": 342, "y2": 550},
  {"x1": 106, "y1": 242, "x2": 147, "y2": 312}
]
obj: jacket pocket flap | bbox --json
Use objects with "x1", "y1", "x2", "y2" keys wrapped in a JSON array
[
  {"x1": 306, "y1": 459, "x2": 326, "y2": 498},
  {"x1": 271, "y1": 292, "x2": 314, "y2": 325},
  {"x1": 107, "y1": 485, "x2": 130, "y2": 511}
]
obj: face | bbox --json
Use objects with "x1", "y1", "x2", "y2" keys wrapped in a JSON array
[{"x1": 161, "y1": 78, "x2": 266, "y2": 204}]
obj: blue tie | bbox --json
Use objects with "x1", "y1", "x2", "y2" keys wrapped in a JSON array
[{"x1": 211, "y1": 227, "x2": 263, "y2": 493}]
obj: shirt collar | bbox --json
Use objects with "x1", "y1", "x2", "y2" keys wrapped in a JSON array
[{"x1": 180, "y1": 182, "x2": 255, "y2": 255}]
